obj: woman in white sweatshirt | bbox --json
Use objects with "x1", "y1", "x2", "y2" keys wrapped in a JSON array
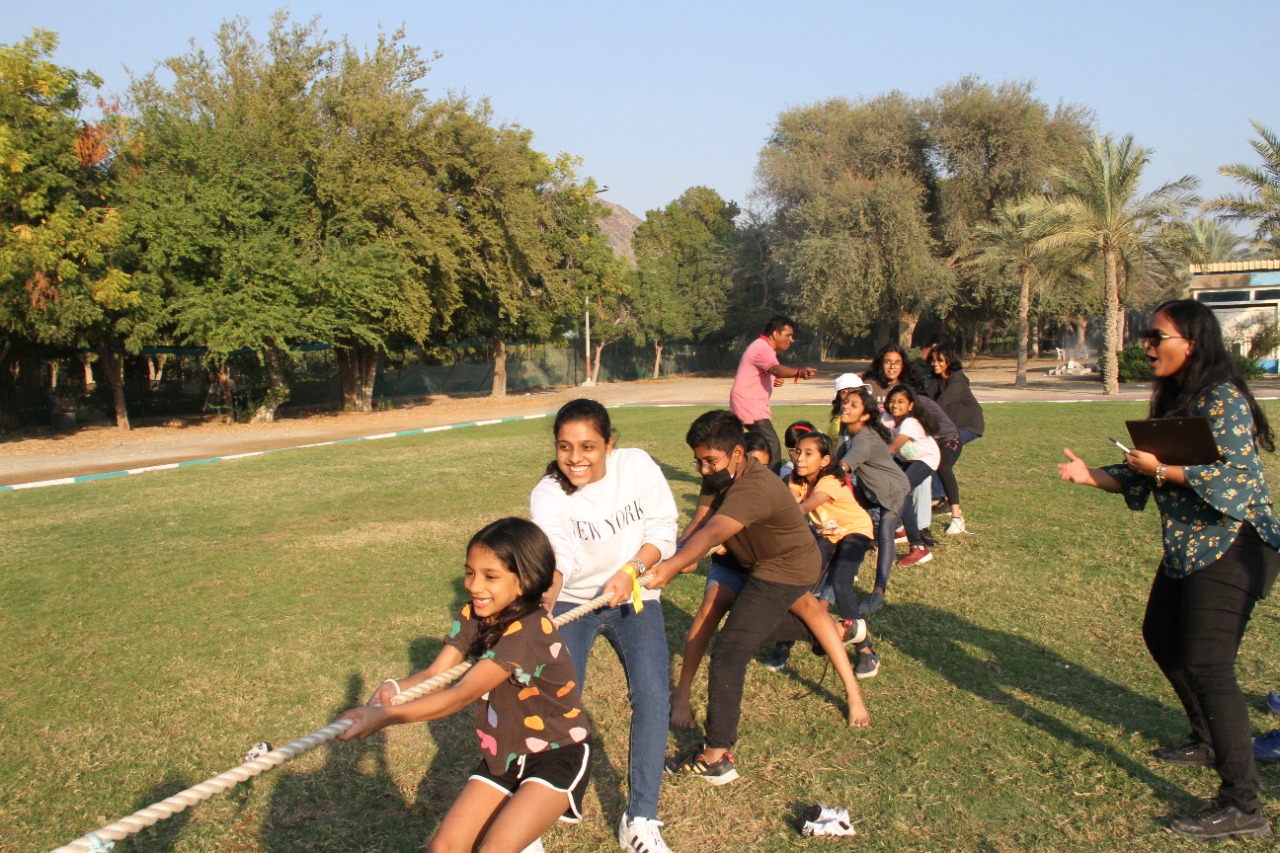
[{"x1": 529, "y1": 399, "x2": 679, "y2": 853}]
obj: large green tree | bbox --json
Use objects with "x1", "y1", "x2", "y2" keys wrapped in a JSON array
[
  {"x1": 0, "y1": 30, "x2": 146, "y2": 429},
  {"x1": 1034, "y1": 134, "x2": 1199, "y2": 394},
  {"x1": 434, "y1": 99, "x2": 562, "y2": 397},
  {"x1": 755, "y1": 94, "x2": 950, "y2": 348},
  {"x1": 632, "y1": 186, "x2": 737, "y2": 376}
]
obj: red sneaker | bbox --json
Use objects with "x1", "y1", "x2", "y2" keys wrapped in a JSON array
[{"x1": 899, "y1": 546, "x2": 933, "y2": 567}]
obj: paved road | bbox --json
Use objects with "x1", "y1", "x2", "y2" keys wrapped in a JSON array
[{"x1": 0, "y1": 358, "x2": 1156, "y2": 488}]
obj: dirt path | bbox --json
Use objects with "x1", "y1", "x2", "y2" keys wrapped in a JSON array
[{"x1": 0, "y1": 357, "x2": 1147, "y2": 487}]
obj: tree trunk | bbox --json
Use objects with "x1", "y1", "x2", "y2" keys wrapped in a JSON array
[
  {"x1": 216, "y1": 364, "x2": 235, "y2": 423},
  {"x1": 0, "y1": 343, "x2": 19, "y2": 430},
  {"x1": 491, "y1": 338, "x2": 507, "y2": 397},
  {"x1": 873, "y1": 318, "x2": 892, "y2": 352},
  {"x1": 250, "y1": 344, "x2": 291, "y2": 424},
  {"x1": 336, "y1": 343, "x2": 379, "y2": 412},
  {"x1": 1101, "y1": 250, "x2": 1120, "y2": 394},
  {"x1": 1016, "y1": 264, "x2": 1031, "y2": 387},
  {"x1": 81, "y1": 351, "x2": 95, "y2": 387},
  {"x1": 652, "y1": 340, "x2": 664, "y2": 378},
  {"x1": 98, "y1": 344, "x2": 131, "y2": 431},
  {"x1": 1074, "y1": 316, "x2": 1088, "y2": 352},
  {"x1": 1031, "y1": 319, "x2": 1041, "y2": 358},
  {"x1": 591, "y1": 340, "x2": 606, "y2": 384},
  {"x1": 898, "y1": 312, "x2": 919, "y2": 349},
  {"x1": 815, "y1": 318, "x2": 827, "y2": 362}
]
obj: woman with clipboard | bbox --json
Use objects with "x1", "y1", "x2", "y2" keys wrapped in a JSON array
[{"x1": 1058, "y1": 299, "x2": 1280, "y2": 841}]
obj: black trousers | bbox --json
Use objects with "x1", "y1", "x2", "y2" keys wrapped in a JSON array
[
  {"x1": 745, "y1": 418, "x2": 782, "y2": 474},
  {"x1": 1142, "y1": 524, "x2": 1278, "y2": 812},
  {"x1": 706, "y1": 575, "x2": 808, "y2": 749}
]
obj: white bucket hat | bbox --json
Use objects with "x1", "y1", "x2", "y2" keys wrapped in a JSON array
[{"x1": 832, "y1": 373, "x2": 864, "y2": 401}]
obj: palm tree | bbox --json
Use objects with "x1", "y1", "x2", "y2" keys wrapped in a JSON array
[
  {"x1": 1181, "y1": 216, "x2": 1245, "y2": 264},
  {"x1": 1204, "y1": 121, "x2": 1280, "y2": 253},
  {"x1": 1033, "y1": 135, "x2": 1199, "y2": 394},
  {"x1": 970, "y1": 201, "x2": 1056, "y2": 386}
]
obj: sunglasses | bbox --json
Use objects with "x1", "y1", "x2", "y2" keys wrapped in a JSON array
[{"x1": 1139, "y1": 328, "x2": 1187, "y2": 346}]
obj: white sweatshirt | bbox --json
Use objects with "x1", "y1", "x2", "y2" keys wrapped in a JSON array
[{"x1": 530, "y1": 447, "x2": 679, "y2": 604}]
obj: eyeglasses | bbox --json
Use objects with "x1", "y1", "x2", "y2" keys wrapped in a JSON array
[
  {"x1": 692, "y1": 453, "x2": 729, "y2": 474},
  {"x1": 1139, "y1": 329, "x2": 1187, "y2": 347}
]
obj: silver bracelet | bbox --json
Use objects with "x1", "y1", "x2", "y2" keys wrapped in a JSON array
[{"x1": 1154, "y1": 463, "x2": 1167, "y2": 488}]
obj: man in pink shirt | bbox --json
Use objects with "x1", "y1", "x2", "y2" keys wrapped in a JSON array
[{"x1": 729, "y1": 315, "x2": 817, "y2": 471}]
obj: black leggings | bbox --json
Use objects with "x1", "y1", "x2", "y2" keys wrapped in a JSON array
[
  {"x1": 1142, "y1": 525, "x2": 1278, "y2": 812},
  {"x1": 935, "y1": 438, "x2": 961, "y2": 506}
]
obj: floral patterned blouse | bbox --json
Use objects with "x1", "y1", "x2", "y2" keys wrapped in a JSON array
[{"x1": 1102, "y1": 382, "x2": 1280, "y2": 577}]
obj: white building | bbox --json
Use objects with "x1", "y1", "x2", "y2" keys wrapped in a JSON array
[{"x1": 1188, "y1": 259, "x2": 1280, "y2": 362}]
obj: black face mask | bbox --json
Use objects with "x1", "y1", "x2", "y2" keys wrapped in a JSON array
[{"x1": 701, "y1": 465, "x2": 735, "y2": 493}]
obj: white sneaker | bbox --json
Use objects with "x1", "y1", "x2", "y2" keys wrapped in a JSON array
[
  {"x1": 946, "y1": 515, "x2": 966, "y2": 535},
  {"x1": 520, "y1": 839, "x2": 547, "y2": 853},
  {"x1": 800, "y1": 818, "x2": 857, "y2": 837},
  {"x1": 618, "y1": 814, "x2": 673, "y2": 853}
]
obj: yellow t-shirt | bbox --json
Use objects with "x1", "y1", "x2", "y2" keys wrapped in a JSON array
[{"x1": 790, "y1": 474, "x2": 873, "y2": 543}]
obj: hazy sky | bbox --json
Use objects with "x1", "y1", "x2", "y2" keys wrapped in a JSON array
[{"x1": 6, "y1": 1, "x2": 1277, "y2": 221}]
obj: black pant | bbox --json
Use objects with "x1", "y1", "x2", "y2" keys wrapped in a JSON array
[
  {"x1": 706, "y1": 575, "x2": 808, "y2": 749},
  {"x1": 1142, "y1": 525, "x2": 1278, "y2": 812},
  {"x1": 816, "y1": 533, "x2": 870, "y2": 621},
  {"x1": 745, "y1": 418, "x2": 782, "y2": 474}
]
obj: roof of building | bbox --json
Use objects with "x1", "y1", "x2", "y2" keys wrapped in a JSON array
[{"x1": 1190, "y1": 259, "x2": 1280, "y2": 275}]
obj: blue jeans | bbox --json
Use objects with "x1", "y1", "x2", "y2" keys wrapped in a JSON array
[{"x1": 553, "y1": 599, "x2": 669, "y2": 820}]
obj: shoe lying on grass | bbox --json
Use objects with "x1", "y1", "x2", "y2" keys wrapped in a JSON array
[
  {"x1": 804, "y1": 804, "x2": 850, "y2": 824},
  {"x1": 1168, "y1": 797, "x2": 1272, "y2": 840},
  {"x1": 1254, "y1": 729, "x2": 1280, "y2": 762},
  {"x1": 1152, "y1": 733, "x2": 1215, "y2": 767},
  {"x1": 800, "y1": 817, "x2": 857, "y2": 837}
]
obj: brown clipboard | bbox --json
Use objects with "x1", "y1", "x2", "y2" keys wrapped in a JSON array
[{"x1": 1125, "y1": 417, "x2": 1221, "y2": 466}]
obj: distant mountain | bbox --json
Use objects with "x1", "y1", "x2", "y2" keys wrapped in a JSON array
[{"x1": 596, "y1": 200, "x2": 641, "y2": 266}]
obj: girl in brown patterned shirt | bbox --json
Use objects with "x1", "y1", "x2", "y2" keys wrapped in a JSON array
[{"x1": 338, "y1": 518, "x2": 590, "y2": 853}]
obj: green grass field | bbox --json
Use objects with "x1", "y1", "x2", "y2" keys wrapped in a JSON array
[{"x1": 5, "y1": 400, "x2": 1280, "y2": 852}]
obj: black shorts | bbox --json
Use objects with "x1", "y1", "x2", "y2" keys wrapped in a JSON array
[{"x1": 470, "y1": 743, "x2": 591, "y2": 823}]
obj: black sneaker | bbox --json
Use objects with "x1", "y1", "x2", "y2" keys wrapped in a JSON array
[
  {"x1": 920, "y1": 528, "x2": 938, "y2": 547},
  {"x1": 763, "y1": 641, "x2": 793, "y2": 672},
  {"x1": 1153, "y1": 734, "x2": 1215, "y2": 767},
  {"x1": 666, "y1": 748, "x2": 739, "y2": 785},
  {"x1": 1169, "y1": 799, "x2": 1272, "y2": 840},
  {"x1": 859, "y1": 591, "x2": 885, "y2": 616}
]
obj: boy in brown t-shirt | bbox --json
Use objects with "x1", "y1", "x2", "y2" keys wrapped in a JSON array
[{"x1": 646, "y1": 410, "x2": 870, "y2": 785}]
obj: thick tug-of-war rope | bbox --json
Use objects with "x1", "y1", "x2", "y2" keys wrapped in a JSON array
[{"x1": 52, "y1": 577, "x2": 652, "y2": 853}]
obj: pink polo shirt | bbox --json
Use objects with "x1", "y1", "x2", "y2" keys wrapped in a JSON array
[{"x1": 729, "y1": 336, "x2": 779, "y2": 424}]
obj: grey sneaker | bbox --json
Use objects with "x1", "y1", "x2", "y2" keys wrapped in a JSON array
[
  {"x1": 855, "y1": 646, "x2": 880, "y2": 679},
  {"x1": 859, "y1": 591, "x2": 884, "y2": 616}
]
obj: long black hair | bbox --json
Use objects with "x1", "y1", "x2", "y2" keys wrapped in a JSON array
[
  {"x1": 1150, "y1": 299, "x2": 1275, "y2": 452},
  {"x1": 930, "y1": 344, "x2": 963, "y2": 376},
  {"x1": 466, "y1": 517, "x2": 556, "y2": 658},
  {"x1": 845, "y1": 386, "x2": 894, "y2": 444},
  {"x1": 863, "y1": 343, "x2": 924, "y2": 391},
  {"x1": 544, "y1": 398, "x2": 614, "y2": 493},
  {"x1": 886, "y1": 384, "x2": 940, "y2": 435}
]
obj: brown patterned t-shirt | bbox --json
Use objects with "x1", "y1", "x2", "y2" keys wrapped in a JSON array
[{"x1": 445, "y1": 606, "x2": 590, "y2": 775}]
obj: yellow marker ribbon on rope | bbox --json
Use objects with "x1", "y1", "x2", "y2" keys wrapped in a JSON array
[{"x1": 621, "y1": 563, "x2": 645, "y2": 613}]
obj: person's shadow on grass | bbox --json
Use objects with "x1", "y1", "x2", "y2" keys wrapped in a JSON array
[
  {"x1": 883, "y1": 602, "x2": 1205, "y2": 812},
  {"x1": 259, "y1": 673, "x2": 426, "y2": 852}
]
